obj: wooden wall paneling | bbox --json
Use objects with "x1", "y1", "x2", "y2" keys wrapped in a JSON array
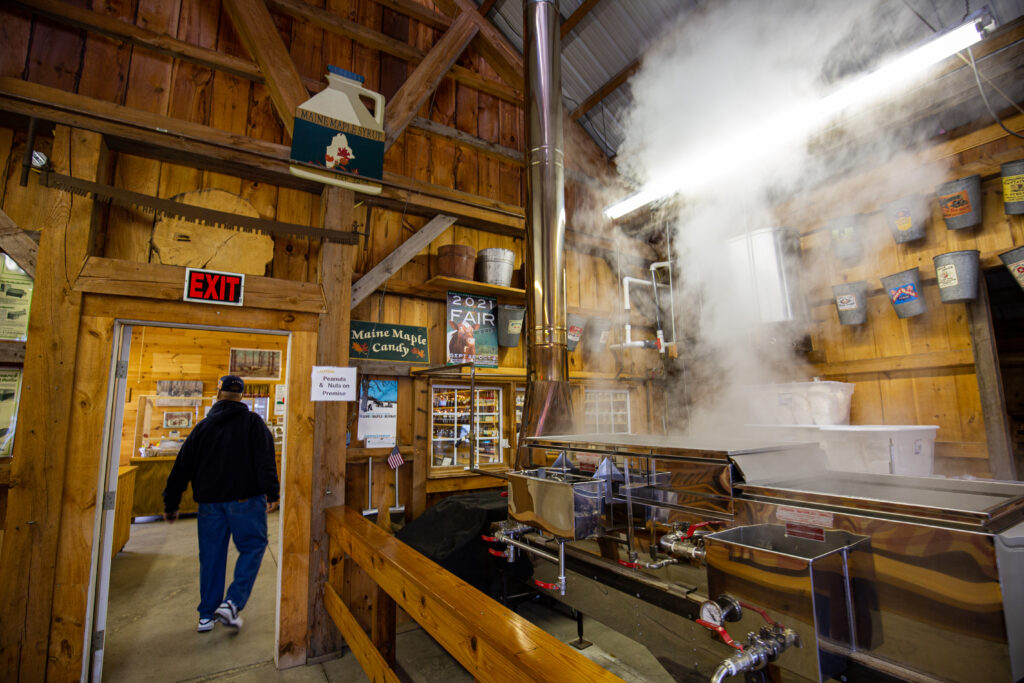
[
  {"x1": 168, "y1": 0, "x2": 218, "y2": 125},
  {"x1": 0, "y1": 128, "x2": 14, "y2": 208},
  {"x1": 102, "y1": 0, "x2": 181, "y2": 262},
  {"x1": 0, "y1": 126, "x2": 100, "y2": 682},
  {"x1": 1, "y1": 134, "x2": 53, "y2": 234},
  {"x1": 323, "y1": 0, "x2": 355, "y2": 74},
  {"x1": 25, "y1": 2, "x2": 85, "y2": 91},
  {"x1": 77, "y1": 0, "x2": 135, "y2": 103},
  {"x1": 497, "y1": 100, "x2": 519, "y2": 207},
  {"x1": 454, "y1": 62, "x2": 479, "y2": 195},
  {"x1": 202, "y1": 6, "x2": 250, "y2": 194},
  {"x1": 354, "y1": 0, "x2": 383, "y2": 91},
  {"x1": 430, "y1": 77, "x2": 457, "y2": 189},
  {"x1": 411, "y1": 375, "x2": 428, "y2": 516},
  {"x1": 379, "y1": 5, "x2": 410, "y2": 101},
  {"x1": 45, "y1": 314, "x2": 114, "y2": 681},
  {"x1": 405, "y1": 129, "x2": 432, "y2": 183},
  {"x1": 850, "y1": 375, "x2": 885, "y2": 425},
  {"x1": 280, "y1": 327, "x2": 318, "y2": 668},
  {"x1": 307, "y1": 187, "x2": 355, "y2": 659},
  {"x1": 274, "y1": 187, "x2": 314, "y2": 280},
  {"x1": 0, "y1": 5, "x2": 32, "y2": 79},
  {"x1": 289, "y1": 0, "x2": 325, "y2": 85}
]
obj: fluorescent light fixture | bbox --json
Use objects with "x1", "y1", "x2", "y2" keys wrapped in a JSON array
[{"x1": 604, "y1": 14, "x2": 992, "y2": 220}]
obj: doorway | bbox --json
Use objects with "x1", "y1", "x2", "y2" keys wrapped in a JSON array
[
  {"x1": 87, "y1": 321, "x2": 291, "y2": 681},
  {"x1": 984, "y1": 266, "x2": 1024, "y2": 478}
]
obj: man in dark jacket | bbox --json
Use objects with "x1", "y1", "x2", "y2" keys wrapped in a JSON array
[{"x1": 163, "y1": 375, "x2": 280, "y2": 633}]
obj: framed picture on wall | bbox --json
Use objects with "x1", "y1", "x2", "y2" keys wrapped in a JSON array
[
  {"x1": 163, "y1": 411, "x2": 193, "y2": 429},
  {"x1": 228, "y1": 348, "x2": 282, "y2": 380}
]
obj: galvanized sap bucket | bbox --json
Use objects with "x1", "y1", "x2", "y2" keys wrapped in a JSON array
[
  {"x1": 881, "y1": 194, "x2": 928, "y2": 243},
  {"x1": 933, "y1": 250, "x2": 980, "y2": 303},
  {"x1": 476, "y1": 248, "x2": 515, "y2": 287},
  {"x1": 1003, "y1": 160, "x2": 1024, "y2": 215},
  {"x1": 936, "y1": 175, "x2": 982, "y2": 230},
  {"x1": 881, "y1": 267, "x2": 926, "y2": 318},
  {"x1": 832, "y1": 281, "x2": 869, "y2": 325},
  {"x1": 497, "y1": 305, "x2": 526, "y2": 347}
]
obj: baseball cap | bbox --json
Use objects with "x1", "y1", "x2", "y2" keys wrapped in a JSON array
[{"x1": 219, "y1": 375, "x2": 245, "y2": 393}]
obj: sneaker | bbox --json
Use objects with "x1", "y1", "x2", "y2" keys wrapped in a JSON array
[
  {"x1": 214, "y1": 600, "x2": 243, "y2": 629},
  {"x1": 197, "y1": 618, "x2": 215, "y2": 633}
]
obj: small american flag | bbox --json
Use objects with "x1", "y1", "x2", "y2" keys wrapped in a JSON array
[{"x1": 387, "y1": 445, "x2": 404, "y2": 469}]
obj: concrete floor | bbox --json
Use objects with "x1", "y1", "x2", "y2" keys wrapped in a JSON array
[{"x1": 104, "y1": 513, "x2": 671, "y2": 682}]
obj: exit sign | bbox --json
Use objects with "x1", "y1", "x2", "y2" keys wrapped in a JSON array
[{"x1": 183, "y1": 268, "x2": 245, "y2": 306}]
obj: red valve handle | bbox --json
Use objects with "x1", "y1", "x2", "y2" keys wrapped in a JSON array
[
  {"x1": 488, "y1": 548, "x2": 507, "y2": 558},
  {"x1": 741, "y1": 601, "x2": 782, "y2": 628},
  {"x1": 684, "y1": 520, "x2": 725, "y2": 538},
  {"x1": 500, "y1": 491, "x2": 508, "y2": 497},
  {"x1": 618, "y1": 559, "x2": 639, "y2": 569},
  {"x1": 534, "y1": 579, "x2": 559, "y2": 590},
  {"x1": 695, "y1": 619, "x2": 744, "y2": 651},
  {"x1": 481, "y1": 534, "x2": 497, "y2": 542}
]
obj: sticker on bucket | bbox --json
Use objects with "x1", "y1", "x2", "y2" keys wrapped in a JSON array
[
  {"x1": 1006, "y1": 174, "x2": 1024, "y2": 202},
  {"x1": 836, "y1": 294, "x2": 858, "y2": 311},
  {"x1": 938, "y1": 190, "x2": 971, "y2": 218},
  {"x1": 888, "y1": 282, "x2": 920, "y2": 304},
  {"x1": 507, "y1": 319, "x2": 524, "y2": 335},
  {"x1": 567, "y1": 324, "x2": 583, "y2": 342},
  {"x1": 1009, "y1": 260, "x2": 1024, "y2": 289},
  {"x1": 599, "y1": 330, "x2": 610, "y2": 343},
  {"x1": 893, "y1": 209, "x2": 913, "y2": 231},
  {"x1": 936, "y1": 263, "x2": 959, "y2": 289}
]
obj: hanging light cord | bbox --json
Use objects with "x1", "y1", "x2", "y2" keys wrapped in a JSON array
[{"x1": 902, "y1": 0, "x2": 1024, "y2": 139}]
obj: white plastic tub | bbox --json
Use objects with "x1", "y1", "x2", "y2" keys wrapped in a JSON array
[
  {"x1": 817, "y1": 425, "x2": 939, "y2": 476},
  {"x1": 747, "y1": 381, "x2": 854, "y2": 425}
]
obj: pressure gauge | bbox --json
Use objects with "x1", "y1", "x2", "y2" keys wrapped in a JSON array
[{"x1": 699, "y1": 595, "x2": 742, "y2": 626}]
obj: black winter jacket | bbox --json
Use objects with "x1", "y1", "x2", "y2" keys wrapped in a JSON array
[{"x1": 163, "y1": 399, "x2": 280, "y2": 513}]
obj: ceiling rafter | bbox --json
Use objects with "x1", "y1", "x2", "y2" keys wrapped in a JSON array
[
  {"x1": 560, "y1": 0, "x2": 602, "y2": 39},
  {"x1": 384, "y1": 12, "x2": 481, "y2": 149},
  {"x1": 571, "y1": 58, "x2": 640, "y2": 121},
  {"x1": 222, "y1": 0, "x2": 308, "y2": 137}
]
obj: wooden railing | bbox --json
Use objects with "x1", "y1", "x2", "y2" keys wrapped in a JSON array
[{"x1": 324, "y1": 505, "x2": 624, "y2": 682}]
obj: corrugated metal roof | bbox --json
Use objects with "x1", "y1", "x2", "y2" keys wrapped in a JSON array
[{"x1": 481, "y1": 0, "x2": 1024, "y2": 160}]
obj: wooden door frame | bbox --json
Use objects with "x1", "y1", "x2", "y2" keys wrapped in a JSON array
[{"x1": 12, "y1": 290, "x2": 321, "y2": 679}]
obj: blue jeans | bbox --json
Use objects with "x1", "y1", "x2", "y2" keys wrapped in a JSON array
[{"x1": 196, "y1": 495, "x2": 268, "y2": 619}]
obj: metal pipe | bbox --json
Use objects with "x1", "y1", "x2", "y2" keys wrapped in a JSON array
[{"x1": 517, "y1": 0, "x2": 574, "y2": 466}]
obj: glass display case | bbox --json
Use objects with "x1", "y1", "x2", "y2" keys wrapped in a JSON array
[
  {"x1": 430, "y1": 384, "x2": 503, "y2": 470},
  {"x1": 583, "y1": 388, "x2": 631, "y2": 434}
]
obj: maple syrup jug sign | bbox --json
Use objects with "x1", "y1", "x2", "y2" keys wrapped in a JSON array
[
  {"x1": 446, "y1": 291, "x2": 498, "y2": 368},
  {"x1": 183, "y1": 267, "x2": 244, "y2": 306}
]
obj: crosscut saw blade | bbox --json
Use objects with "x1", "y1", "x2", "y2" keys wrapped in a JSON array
[{"x1": 39, "y1": 170, "x2": 359, "y2": 244}]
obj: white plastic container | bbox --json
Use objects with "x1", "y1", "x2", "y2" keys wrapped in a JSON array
[
  {"x1": 747, "y1": 381, "x2": 854, "y2": 425},
  {"x1": 817, "y1": 425, "x2": 938, "y2": 475},
  {"x1": 290, "y1": 66, "x2": 385, "y2": 194}
]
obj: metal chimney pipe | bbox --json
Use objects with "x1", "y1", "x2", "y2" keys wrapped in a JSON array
[{"x1": 516, "y1": 0, "x2": 575, "y2": 467}]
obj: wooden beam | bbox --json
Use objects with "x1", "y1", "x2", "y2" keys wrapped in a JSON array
[
  {"x1": 307, "y1": 187, "x2": 357, "y2": 658},
  {"x1": 968, "y1": 283, "x2": 1018, "y2": 480},
  {"x1": 570, "y1": 58, "x2": 640, "y2": 121},
  {"x1": 411, "y1": 115, "x2": 523, "y2": 164},
  {"x1": 478, "y1": 0, "x2": 499, "y2": 17},
  {"x1": 325, "y1": 505, "x2": 625, "y2": 682},
  {"x1": 812, "y1": 348, "x2": 975, "y2": 377},
  {"x1": 72, "y1": 256, "x2": 328, "y2": 313},
  {"x1": 0, "y1": 125, "x2": 100, "y2": 682},
  {"x1": 222, "y1": 0, "x2": 309, "y2": 137},
  {"x1": 0, "y1": 208, "x2": 38, "y2": 277},
  {"x1": 0, "y1": 78, "x2": 525, "y2": 232},
  {"x1": 431, "y1": 0, "x2": 523, "y2": 91},
  {"x1": 10, "y1": 0, "x2": 264, "y2": 82},
  {"x1": 384, "y1": 12, "x2": 479, "y2": 150},
  {"x1": 351, "y1": 214, "x2": 456, "y2": 307},
  {"x1": 323, "y1": 584, "x2": 401, "y2": 683},
  {"x1": 369, "y1": 0, "x2": 452, "y2": 31},
  {"x1": 560, "y1": 0, "x2": 601, "y2": 39}
]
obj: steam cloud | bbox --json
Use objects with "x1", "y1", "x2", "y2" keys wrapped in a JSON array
[{"x1": 613, "y1": 0, "x2": 966, "y2": 432}]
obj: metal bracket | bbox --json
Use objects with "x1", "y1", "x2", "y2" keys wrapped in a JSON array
[
  {"x1": 115, "y1": 360, "x2": 128, "y2": 379},
  {"x1": 102, "y1": 491, "x2": 116, "y2": 511},
  {"x1": 91, "y1": 630, "x2": 104, "y2": 652}
]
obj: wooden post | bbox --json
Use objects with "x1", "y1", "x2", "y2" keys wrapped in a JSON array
[
  {"x1": 306, "y1": 186, "x2": 357, "y2": 658},
  {"x1": 0, "y1": 126, "x2": 101, "y2": 681},
  {"x1": 968, "y1": 283, "x2": 1018, "y2": 480}
]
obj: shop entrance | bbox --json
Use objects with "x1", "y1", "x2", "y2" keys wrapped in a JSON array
[{"x1": 86, "y1": 320, "x2": 292, "y2": 681}]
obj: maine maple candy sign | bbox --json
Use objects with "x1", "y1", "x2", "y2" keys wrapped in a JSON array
[{"x1": 183, "y1": 267, "x2": 245, "y2": 306}]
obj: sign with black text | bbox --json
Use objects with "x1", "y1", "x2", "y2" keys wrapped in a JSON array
[
  {"x1": 184, "y1": 267, "x2": 245, "y2": 306},
  {"x1": 350, "y1": 321, "x2": 429, "y2": 363},
  {"x1": 446, "y1": 291, "x2": 497, "y2": 368}
]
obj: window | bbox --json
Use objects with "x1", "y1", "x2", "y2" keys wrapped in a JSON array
[{"x1": 583, "y1": 388, "x2": 631, "y2": 434}]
